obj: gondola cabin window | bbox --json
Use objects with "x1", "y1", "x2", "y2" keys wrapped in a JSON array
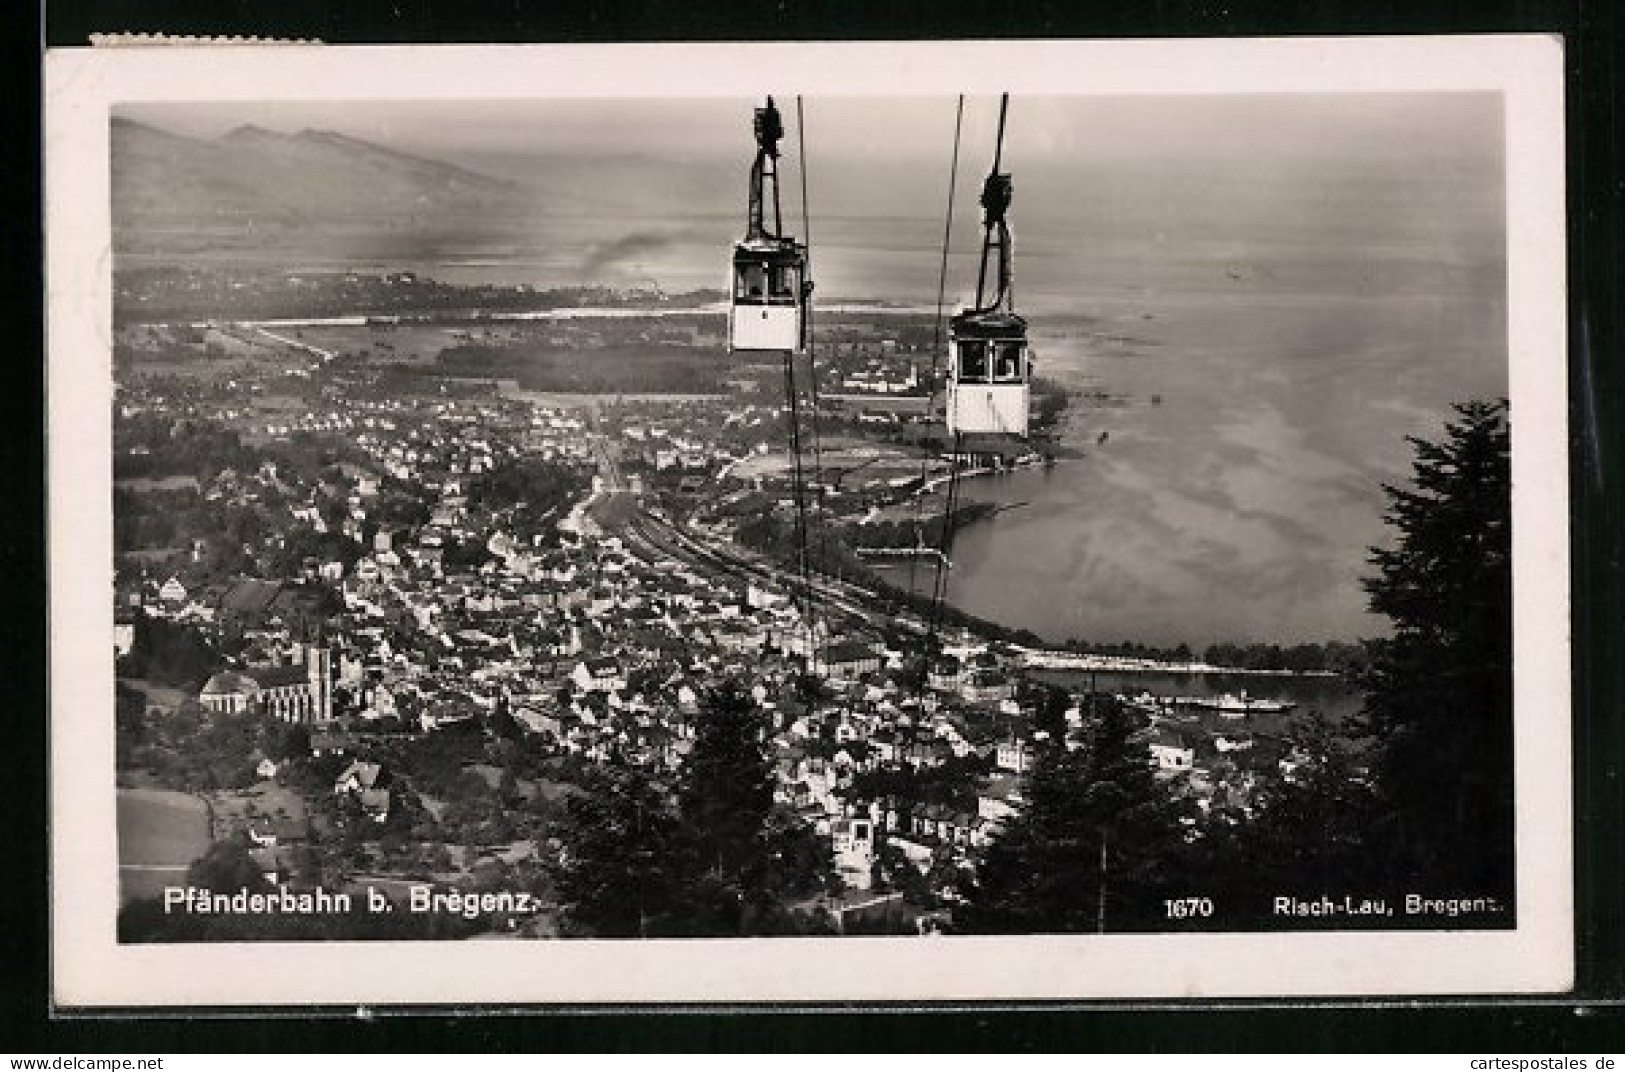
[
  {"x1": 736, "y1": 260, "x2": 769, "y2": 301},
  {"x1": 958, "y1": 340, "x2": 989, "y2": 383},
  {"x1": 734, "y1": 258, "x2": 801, "y2": 305},
  {"x1": 956, "y1": 340, "x2": 1025, "y2": 384},
  {"x1": 729, "y1": 244, "x2": 807, "y2": 353},
  {"x1": 992, "y1": 341, "x2": 1025, "y2": 383},
  {"x1": 946, "y1": 315, "x2": 1030, "y2": 438},
  {"x1": 769, "y1": 264, "x2": 798, "y2": 300}
]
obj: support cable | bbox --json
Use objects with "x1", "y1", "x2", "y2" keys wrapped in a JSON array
[
  {"x1": 907, "y1": 95, "x2": 965, "y2": 610},
  {"x1": 764, "y1": 96, "x2": 813, "y2": 661},
  {"x1": 749, "y1": 97, "x2": 785, "y2": 242},
  {"x1": 928, "y1": 93, "x2": 1012, "y2": 641},
  {"x1": 972, "y1": 93, "x2": 1011, "y2": 311},
  {"x1": 928, "y1": 430, "x2": 966, "y2": 639},
  {"x1": 796, "y1": 96, "x2": 828, "y2": 586},
  {"x1": 782, "y1": 349, "x2": 814, "y2": 626}
]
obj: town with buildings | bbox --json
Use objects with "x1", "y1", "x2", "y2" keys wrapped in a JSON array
[{"x1": 114, "y1": 268, "x2": 1352, "y2": 940}]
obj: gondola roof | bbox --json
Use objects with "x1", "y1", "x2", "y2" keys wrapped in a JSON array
[
  {"x1": 733, "y1": 236, "x2": 806, "y2": 262},
  {"x1": 949, "y1": 309, "x2": 1028, "y2": 338}
]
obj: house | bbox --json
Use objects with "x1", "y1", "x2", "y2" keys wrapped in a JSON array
[
  {"x1": 746, "y1": 584, "x2": 791, "y2": 611},
  {"x1": 962, "y1": 669, "x2": 1015, "y2": 706},
  {"x1": 421, "y1": 699, "x2": 479, "y2": 733},
  {"x1": 513, "y1": 705, "x2": 564, "y2": 740},
  {"x1": 830, "y1": 815, "x2": 877, "y2": 892},
  {"x1": 247, "y1": 815, "x2": 307, "y2": 848},
  {"x1": 199, "y1": 670, "x2": 258, "y2": 715},
  {"x1": 309, "y1": 727, "x2": 357, "y2": 757},
  {"x1": 994, "y1": 734, "x2": 1034, "y2": 774},
  {"x1": 1150, "y1": 727, "x2": 1197, "y2": 772},
  {"x1": 113, "y1": 614, "x2": 136, "y2": 658},
  {"x1": 902, "y1": 737, "x2": 952, "y2": 769},
  {"x1": 360, "y1": 682, "x2": 399, "y2": 722},
  {"x1": 977, "y1": 772, "x2": 1024, "y2": 829},
  {"x1": 887, "y1": 835, "x2": 936, "y2": 870},
  {"x1": 926, "y1": 655, "x2": 962, "y2": 692},
  {"x1": 821, "y1": 641, "x2": 882, "y2": 681},
  {"x1": 334, "y1": 760, "x2": 392, "y2": 821},
  {"x1": 213, "y1": 577, "x2": 284, "y2": 633},
  {"x1": 570, "y1": 657, "x2": 626, "y2": 695},
  {"x1": 714, "y1": 624, "x2": 763, "y2": 654}
]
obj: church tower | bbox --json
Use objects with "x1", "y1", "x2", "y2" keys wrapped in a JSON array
[{"x1": 307, "y1": 627, "x2": 333, "y2": 723}]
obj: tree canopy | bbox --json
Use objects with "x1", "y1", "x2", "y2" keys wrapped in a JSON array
[
  {"x1": 548, "y1": 760, "x2": 688, "y2": 938},
  {"x1": 956, "y1": 695, "x2": 1189, "y2": 934},
  {"x1": 547, "y1": 680, "x2": 835, "y2": 937},
  {"x1": 1182, "y1": 713, "x2": 1379, "y2": 926},
  {"x1": 676, "y1": 681, "x2": 834, "y2": 932},
  {"x1": 1361, "y1": 398, "x2": 1513, "y2": 901}
]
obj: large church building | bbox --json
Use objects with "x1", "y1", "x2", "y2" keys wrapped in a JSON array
[{"x1": 200, "y1": 645, "x2": 334, "y2": 723}]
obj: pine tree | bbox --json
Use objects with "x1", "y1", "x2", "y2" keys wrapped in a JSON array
[
  {"x1": 1361, "y1": 398, "x2": 1513, "y2": 900},
  {"x1": 956, "y1": 695, "x2": 1188, "y2": 933},
  {"x1": 1185, "y1": 713, "x2": 1379, "y2": 924},
  {"x1": 676, "y1": 680, "x2": 779, "y2": 931},
  {"x1": 1260, "y1": 716, "x2": 1378, "y2": 883},
  {"x1": 548, "y1": 759, "x2": 685, "y2": 938},
  {"x1": 186, "y1": 834, "x2": 272, "y2": 894},
  {"x1": 680, "y1": 681, "x2": 775, "y2": 866},
  {"x1": 677, "y1": 679, "x2": 834, "y2": 934}
]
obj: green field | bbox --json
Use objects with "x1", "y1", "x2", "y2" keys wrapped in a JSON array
[
  {"x1": 118, "y1": 787, "x2": 212, "y2": 904},
  {"x1": 210, "y1": 780, "x2": 309, "y2": 834},
  {"x1": 295, "y1": 323, "x2": 487, "y2": 365}
]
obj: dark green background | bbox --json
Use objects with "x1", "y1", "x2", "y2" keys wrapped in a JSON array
[{"x1": 15, "y1": 0, "x2": 1625, "y2": 1051}]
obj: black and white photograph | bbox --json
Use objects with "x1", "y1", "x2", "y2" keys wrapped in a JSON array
[{"x1": 45, "y1": 38, "x2": 1571, "y2": 1004}]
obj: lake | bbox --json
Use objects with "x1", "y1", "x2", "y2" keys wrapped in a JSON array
[{"x1": 872, "y1": 240, "x2": 1507, "y2": 648}]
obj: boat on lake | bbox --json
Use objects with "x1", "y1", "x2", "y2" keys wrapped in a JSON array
[{"x1": 1174, "y1": 691, "x2": 1296, "y2": 717}]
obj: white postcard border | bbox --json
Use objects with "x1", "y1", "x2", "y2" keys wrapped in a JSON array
[{"x1": 45, "y1": 35, "x2": 1571, "y2": 1006}]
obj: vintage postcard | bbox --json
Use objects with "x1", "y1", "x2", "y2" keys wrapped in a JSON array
[{"x1": 45, "y1": 37, "x2": 1571, "y2": 1006}]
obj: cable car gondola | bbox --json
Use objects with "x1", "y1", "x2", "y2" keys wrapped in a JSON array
[
  {"x1": 729, "y1": 96, "x2": 811, "y2": 355},
  {"x1": 946, "y1": 307, "x2": 1029, "y2": 440},
  {"x1": 945, "y1": 98, "x2": 1030, "y2": 439}
]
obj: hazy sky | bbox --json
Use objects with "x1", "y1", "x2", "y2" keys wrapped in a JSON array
[
  {"x1": 122, "y1": 94, "x2": 1506, "y2": 275},
  {"x1": 121, "y1": 92, "x2": 1502, "y2": 184},
  {"x1": 120, "y1": 92, "x2": 1507, "y2": 319}
]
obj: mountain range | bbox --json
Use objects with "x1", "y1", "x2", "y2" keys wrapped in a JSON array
[
  {"x1": 110, "y1": 116, "x2": 932, "y2": 246},
  {"x1": 109, "y1": 117, "x2": 766, "y2": 282},
  {"x1": 112, "y1": 117, "x2": 536, "y2": 232}
]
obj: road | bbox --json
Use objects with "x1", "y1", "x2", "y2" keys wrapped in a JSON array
[
  {"x1": 588, "y1": 434, "x2": 627, "y2": 492},
  {"x1": 252, "y1": 325, "x2": 335, "y2": 363}
]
